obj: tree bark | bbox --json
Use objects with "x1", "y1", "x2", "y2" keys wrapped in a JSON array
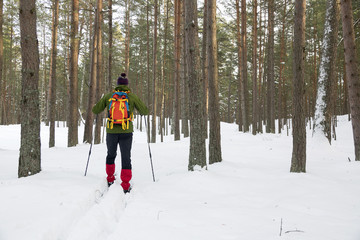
[
  {"x1": 312, "y1": 13, "x2": 318, "y2": 118},
  {"x1": 83, "y1": 8, "x2": 98, "y2": 144},
  {"x1": 160, "y1": 0, "x2": 169, "y2": 142},
  {"x1": 241, "y1": 0, "x2": 249, "y2": 132},
  {"x1": 342, "y1": 60, "x2": 349, "y2": 115},
  {"x1": 340, "y1": 0, "x2": 360, "y2": 160},
  {"x1": 184, "y1": 0, "x2": 207, "y2": 170},
  {"x1": 124, "y1": 0, "x2": 130, "y2": 75},
  {"x1": 291, "y1": 0, "x2": 307, "y2": 173},
  {"x1": 0, "y1": 0, "x2": 3, "y2": 125},
  {"x1": 40, "y1": 27, "x2": 47, "y2": 123},
  {"x1": 108, "y1": 0, "x2": 113, "y2": 91},
  {"x1": 266, "y1": 0, "x2": 275, "y2": 133},
  {"x1": 94, "y1": 0, "x2": 103, "y2": 145},
  {"x1": 181, "y1": 0, "x2": 189, "y2": 138},
  {"x1": 151, "y1": 0, "x2": 158, "y2": 143},
  {"x1": 313, "y1": 0, "x2": 339, "y2": 144},
  {"x1": 207, "y1": 0, "x2": 222, "y2": 165},
  {"x1": 48, "y1": 0, "x2": 59, "y2": 148},
  {"x1": 202, "y1": 0, "x2": 209, "y2": 138},
  {"x1": 146, "y1": 0, "x2": 151, "y2": 142},
  {"x1": 227, "y1": 66, "x2": 233, "y2": 123},
  {"x1": 278, "y1": 0, "x2": 287, "y2": 133},
  {"x1": 236, "y1": 0, "x2": 244, "y2": 131},
  {"x1": 18, "y1": 0, "x2": 41, "y2": 177},
  {"x1": 251, "y1": 0, "x2": 258, "y2": 135},
  {"x1": 257, "y1": 7, "x2": 264, "y2": 133},
  {"x1": 68, "y1": 0, "x2": 80, "y2": 147},
  {"x1": 7, "y1": 16, "x2": 15, "y2": 124},
  {"x1": 174, "y1": 0, "x2": 181, "y2": 141}
]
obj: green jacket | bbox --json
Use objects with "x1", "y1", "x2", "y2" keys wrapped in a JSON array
[{"x1": 92, "y1": 85, "x2": 149, "y2": 134}]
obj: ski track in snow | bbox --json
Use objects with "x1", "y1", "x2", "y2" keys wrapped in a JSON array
[
  {"x1": 1, "y1": 118, "x2": 360, "y2": 240},
  {"x1": 66, "y1": 184, "x2": 128, "y2": 240}
]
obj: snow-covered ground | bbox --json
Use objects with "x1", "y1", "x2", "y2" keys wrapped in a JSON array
[{"x1": 0, "y1": 116, "x2": 359, "y2": 240}]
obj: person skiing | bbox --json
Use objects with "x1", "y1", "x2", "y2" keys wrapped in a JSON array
[{"x1": 92, "y1": 73, "x2": 148, "y2": 193}]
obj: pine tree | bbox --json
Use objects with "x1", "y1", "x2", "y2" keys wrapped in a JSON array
[
  {"x1": 124, "y1": 0, "x2": 131, "y2": 75},
  {"x1": 184, "y1": 0, "x2": 207, "y2": 170},
  {"x1": 266, "y1": 0, "x2": 275, "y2": 134},
  {"x1": 313, "y1": 0, "x2": 339, "y2": 143},
  {"x1": 94, "y1": 0, "x2": 104, "y2": 145},
  {"x1": 236, "y1": 0, "x2": 244, "y2": 131},
  {"x1": 107, "y1": 0, "x2": 113, "y2": 92},
  {"x1": 68, "y1": 0, "x2": 80, "y2": 147},
  {"x1": 340, "y1": 0, "x2": 360, "y2": 160},
  {"x1": 48, "y1": 0, "x2": 59, "y2": 148},
  {"x1": 241, "y1": 0, "x2": 249, "y2": 132},
  {"x1": 18, "y1": 0, "x2": 41, "y2": 177},
  {"x1": 207, "y1": 0, "x2": 222, "y2": 164},
  {"x1": 291, "y1": 0, "x2": 307, "y2": 173},
  {"x1": 173, "y1": 0, "x2": 181, "y2": 141},
  {"x1": 202, "y1": 0, "x2": 209, "y2": 139},
  {"x1": 160, "y1": 0, "x2": 170, "y2": 142},
  {"x1": 0, "y1": 0, "x2": 3, "y2": 125},
  {"x1": 278, "y1": 0, "x2": 288, "y2": 133},
  {"x1": 83, "y1": 8, "x2": 98, "y2": 144},
  {"x1": 151, "y1": 0, "x2": 158, "y2": 143},
  {"x1": 251, "y1": 0, "x2": 258, "y2": 135}
]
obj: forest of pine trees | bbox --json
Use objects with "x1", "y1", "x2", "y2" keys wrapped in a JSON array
[{"x1": 0, "y1": 0, "x2": 360, "y2": 176}]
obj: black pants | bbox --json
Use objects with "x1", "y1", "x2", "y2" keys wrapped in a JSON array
[{"x1": 106, "y1": 133, "x2": 133, "y2": 169}]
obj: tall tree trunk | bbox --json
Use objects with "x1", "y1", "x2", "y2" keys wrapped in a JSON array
[
  {"x1": 124, "y1": 0, "x2": 130, "y2": 75},
  {"x1": 312, "y1": 13, "x2": 318, "y2": 118},
  {"x1": 173, "y1": 0, "x2": 181, "y2": 141},
  {"x1": 181, "y1": 0, "x2": 189, "y2": 138},
  {"x1": 278, "y1": 0, "x2": 287, "y2": 133},
  {"x1": 241, "y1": 0, "x2": 249, "y2": 132},
  {"x1": 64, "y1": 7, "x2": 71, "y2": 126},
  {"x1": 160, "y1": 0, "x2": 169, "y2": 142},
  {"x1": 252, "y1": 0, "x2": 258, "y2": 135},
  {"x1": 68, "y1": 0, "x2": 79, "y2": 147},
  {"x1": 257, "y1": 7, "x2": 264, "y2": 133},
  {"x1": 291, "y1": 0, "x2": 307, "y2": 173},
  {"x1": 184, "y1": 0, "x2": 206, "y2": 170},
  {"x1": 227, "y1": 65, "x2": 233, "y2": 123},
  {"x1": 151, "y1": 0, "x2": 158, "y2": 143},
  {"x1": 0, "y1": 0, "x2": 3, "y2": 125},
  {"x1": 266, "y1": 0, "x2": 275, "y2": 133},
  {"x1": 202, "y1": 0, "x2": 209, "y2": 138},
  {"x1": 108, "y1": 0, "x2": 113, "y2": 91},
  {"x1": 340, "y1": 0, "x2": 360, "y2": 160},
  {"x1": 80, "y1": 9, "x2": 93, "y2": 115},
  {"x1": 18, "y1": 0, "x2": 41, "y2": 177},
  {"x1": 40, "y1": 27, "x2": 47, "y2": 123},
  {"x1": 146, "y1": 0, "x2": 151, "y2": 142},
  {"x1": 83, "y1": 8, "x2": 98, "y2": 144},
  {"x1": 48, "y1": 0, "x2": 59, "y2": 147},
  {"x1": 313, "y1": 0, "x2": 339, "y2": 144},
  {"x1": 342, "y1": 60, "x2": 349, "y2": 115},
  {"x1": 236, "y1": 0, "x2": 244, "y2": 131},
  {"x1": 207, "y1": 0, "x2": 222, "y2": 165},
  {"x1": 94, "y1": 0, "x2": 103, "y2": 145},
  {"x1": 8, "y1": 17, "x2": 14, "y2": 124}
]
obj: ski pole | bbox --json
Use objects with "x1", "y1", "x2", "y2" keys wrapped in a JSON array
[
  {"x1": 84, "y1": 140, "x2": 93, "y2": 176},
  {"x1": 144, "y1": 116, "x2": 155, "y2": 182},
  {"x1": 84, "y1": 117, "x2": 96, "y2": 176}
]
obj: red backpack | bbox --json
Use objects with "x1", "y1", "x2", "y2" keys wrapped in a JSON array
[{"x1": 107, "y1": 90, "x2": 133, "y2": 130}]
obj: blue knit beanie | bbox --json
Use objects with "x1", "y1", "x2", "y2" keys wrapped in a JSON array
[{"x1": 117, "y1": 73, "x2": 128, "y2": 85}]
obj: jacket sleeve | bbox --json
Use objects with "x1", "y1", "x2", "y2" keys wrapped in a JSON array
[
  {"x1": 92, "y1": 94, "x2": 109, "y2": 114},
  {"x1": 133, "y1": 95, "x2": 149, "y2": 115}
]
